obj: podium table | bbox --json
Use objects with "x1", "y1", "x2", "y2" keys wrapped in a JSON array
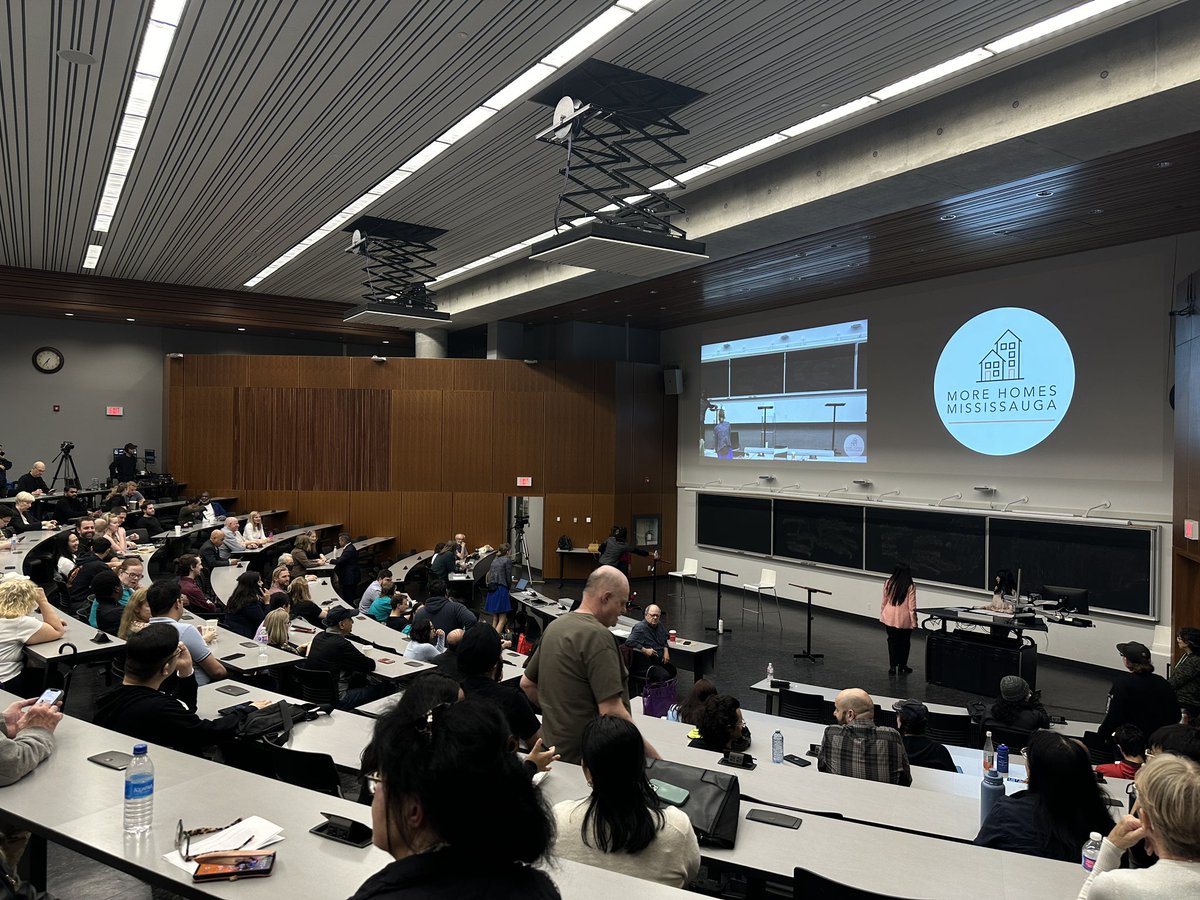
[
  {"x1": 702, "y1": 566, "x2": 738, "y2": 633},
  {"x1": 922, "y1": 608, "x2": 1043, "y2": 693}
]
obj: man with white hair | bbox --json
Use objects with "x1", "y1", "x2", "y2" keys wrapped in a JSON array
[
  {"x1": 220, "y1": 516, "x2": 263, "y2": 554},
  {"x1": 15, "y1": 462, "x2": 48, "y2": 496}
]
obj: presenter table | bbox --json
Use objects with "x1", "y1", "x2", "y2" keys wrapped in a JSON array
[
  {"x1": 701, "y1": 566, "x2": 738, "y2": 633},
  {"x1": 556, "y1": 546, "x2": 596, "y2": 586},
  {"x1": 922, "y1": 607, "x2": 1043, "y2": 693}
]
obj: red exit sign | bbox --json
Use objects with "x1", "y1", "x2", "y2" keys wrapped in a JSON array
[
  {"x1": 105, "y1": 406, "x2": 124, "y2": 417},
  {"x1": 516, "y1": 476, "x2": 532, "y2": 487}
]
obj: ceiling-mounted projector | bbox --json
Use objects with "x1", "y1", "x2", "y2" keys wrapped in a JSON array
[{"x1": 343, "y1": 302, "x2": 449, "y2": 328}]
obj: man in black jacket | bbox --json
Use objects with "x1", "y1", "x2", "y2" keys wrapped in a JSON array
[
  {"x1": 892, "y1": 699, "x2": 956, "y2": 772},
  {"x1": 1098, "y1": 641, "x2": 1181, "y2": 740},
  {"x1": 302, "y1": 606, "x2": 381, "y2": 709},
  {"x1": 94, "y1": 624, "x2": 267, "y2": 755},
  {"x1": 198, "y1": 530, "x2": 229, "y2": 572},
  {"x1": 51, "y1": 487, "x2": 89, "y2": 523},
  {"x1": 457, "y1": 624, "x2": 542, "y2": 749},
  {"x1": 332, "y1": 533, "x2": 361, "y2": 604},
  {"x1": 68, "y1": 537, "x2": 115, "y2": 610},
  {"x1": 413, "y1": 580, "x2": 477, "y2": 635}
]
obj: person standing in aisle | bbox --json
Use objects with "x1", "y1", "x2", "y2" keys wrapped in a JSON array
[{"x1": 880, "y1": 563, "x2": 917, "y2": 676}]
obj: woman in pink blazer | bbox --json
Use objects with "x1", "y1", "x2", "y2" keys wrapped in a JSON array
[{"x1": 879, "y1": 563, "x2": 917, "y2": 675}]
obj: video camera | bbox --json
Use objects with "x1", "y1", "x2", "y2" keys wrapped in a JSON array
[
  {"x1": 513, "y1": 512, "x2": 529, "y2": 529},
  {"x1": 59, "y1": 441, "x2": 75, "y2": 454}
]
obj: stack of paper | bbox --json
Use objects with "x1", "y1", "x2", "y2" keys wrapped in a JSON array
[{"x1": 164, "y1": 816, "x2": 285, "y2": 874}]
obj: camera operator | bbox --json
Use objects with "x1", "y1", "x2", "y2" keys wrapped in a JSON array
[
  {"x1": 109, "y1": 443, "x2": 138, "y2": 484},
  {"x1": 0, "y1": 444, "x2": 11, "y2": 488},
  {"x1": 15, "y1": 462, "x2": 48, "y2": 496}
]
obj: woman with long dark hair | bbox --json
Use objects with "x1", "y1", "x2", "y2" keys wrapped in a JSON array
[
  {"x1": 1170, "y1": 626, "x2": 1200, "y2": 724},
  {"x1": 879, "y1": 563, "x2": 917, "y2": 675},
  {"x1": 553, "y1": 715, "x2": 699, "y2": 888},
  {"x1": 403, "y1": 618, "x2": 446, "y2": 662},
  {"x1": 673, "y1": 678, "x2": 716, "y2": 725},
  {"x1": 224, "y1": 571, "x2": 268, "y2": 639},
  {"x1": 975, "y1": 729, "x2": 1113, "y2": 861},
  {"x1": 351, "y1": 700, "x2": 558, "y2": 900}
]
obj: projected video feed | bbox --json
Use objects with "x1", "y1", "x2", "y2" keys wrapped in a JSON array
[{"x1": 701, "y1": 320, "x2": 867, "y2": 463}]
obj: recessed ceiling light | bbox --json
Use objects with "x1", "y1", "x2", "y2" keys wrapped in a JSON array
[
  {"x1": 126, "y1": 317, "x2": 136, "y2": 322},
  {"x1": 1036, "y1": 190, "x2": 1054, "y2": 197},
  {"x1": 82, "y1": 244, "x2": 103, "y2": 268},
  {"x1": 382, "y1": 340, "x2": 390, "y2": 344},
  {"x1": 64, "y1": 312, "x2": 75, "y2": 317},
  {"x1": 985, "y1": 0, "x2": 1137, "y2": 54},
  {"x1": 237, "y1": 327, "x2": 246, "y2": 332},
  {"x1": 940, "y1": 213, "x2": 957, "y2": 221},
  {"x1": 57, "y1": 49, "x2": 97, "y2": 66},
  {"x1": 1155, "y1": 161, "x2": 1172, "y2": 169},
  {"x1": 659, "y1": 306, "x2": 666, "y2": 310}
]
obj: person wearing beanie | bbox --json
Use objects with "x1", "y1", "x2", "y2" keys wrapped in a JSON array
[
  {"x1": 1098, "y1": 641, "x2": 1180, "y2": 743},
  {"x1": 984, "y1": 675, "x2": 1051, "y2": 735}
]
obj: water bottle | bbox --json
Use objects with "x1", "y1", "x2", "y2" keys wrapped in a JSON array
[
  {"x1": 1082, "y1": 832, "x2": 1103, "y2": 871},
  {"x1": 123, "y1": 744, "x2": 154, "y2": 833},
  {"x1": 772, "y1": 730, "x2": 784, "y2": 764},
  {"x1": 767, "y1": 662, "x2": 775, "y2": 682},
  {"x1": 982, "y1": 730, "x2": 995, "y2": 772},
  {"x1": 717, "y1": 618, "x2": 724, "y2": 634},
  {"x1": 996, "y1": 743, "x2": 1009, "y2": 777},
  {"x1": 980, "y1": 768, "x2": 1004, "y2": 826}
]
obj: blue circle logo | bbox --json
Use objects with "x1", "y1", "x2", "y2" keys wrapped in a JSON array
[{"x1": 933, "y1": 307, "x2": 1074, "y2": 456}]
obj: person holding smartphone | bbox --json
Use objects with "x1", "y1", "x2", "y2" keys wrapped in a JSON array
[{"x1": 0, "y1": 694, "x2": 62, "y2": 786}]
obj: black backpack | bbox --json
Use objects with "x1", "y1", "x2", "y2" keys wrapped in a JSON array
[
  {"x1": 234, "y1": 700, "x2": 327, "y2": 745},
  {"x1": 557, "y1": 535, "x2": 573, "y2": 551}
]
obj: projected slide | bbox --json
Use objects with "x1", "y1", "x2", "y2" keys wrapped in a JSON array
[{"x1": 700, "y1": 320, "x2": 868, "y2": 462}]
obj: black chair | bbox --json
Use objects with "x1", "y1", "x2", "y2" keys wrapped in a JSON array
[
  {"x1": 264, "y1": 744, "x2": 342, "y2": 797},
  {"x1": 874, "y1": 706, "x2": 897, "y2": 730},
  {"x1": 1083, "y1": 730, "x2": 1116, "y2": 766},
  {"x1": 291, "y1": 666, "x2": 340, "y2": 706},
  {"x1": 794, "y1": 868, "x2": 932, "y2": 900},
  {"x1": 778, "y1": 690, "x2": 831, "y2": 724},
  {"x1": 985, "y1": 724, "x2": 1036, "y2": 753},
  {"x1": 926, "y1": 711, "x2": 975, "y2": 748}
]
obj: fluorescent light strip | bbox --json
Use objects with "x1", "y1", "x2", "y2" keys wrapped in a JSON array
[
  {"x1": 88, "y1": 0, "x2": 186, "y2": 243},
  {"x1": 430, "y1": 0, "x2": 1133, "y2": 289},
  {"x1": 83, "y1": 244, "x2": 103, "y2": 269},
  {"x1": 244, "y1": 2, "x2": 655, "y2": 287}
]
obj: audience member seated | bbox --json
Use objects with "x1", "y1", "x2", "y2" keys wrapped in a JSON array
[
  {"x1": 670, "y1": 678, "x2": 716, "y2": 725},
  {"x1": 175, "y1": 554, "x2": 219, "y2": 614},
  {"x1": 1148, "y1": 724, "x2": 1200, "y2": 763},
  {"x1": 457, "y1": 624, "x2": 541, "y2": 748},
  {"x1": 554, "y1": 715, "x2": 700, "y2": 889},
  {"x1": 1099, "y1": 641, "x2": 1181, "y2": 742},
  {"x1": 10, "y1": 493, "x2": 55, "y2": 532},
  {"x1": 358, "y1": 570, "x2": 394, "y2": 614},
  {"x1": 404, "y1": 619, "x2": 447, "y2": 662},
  {"x1": 243, "y1": 510, "x2": 269, "y2": 543},
  {"x1": 118, "y1": 588, "x2": 151, "y2": 640},
  {"x1": 1096, "y1": 724, "x2": 1146, "y2": 780},
  {"x1": 198, "y1": 530, "x2": 228, "y2": 572},
  {"x1": 223, "y1": 571, "x2": 269, "y2": 639},
  {"x1": 624, "y1": 604, "x2": 677, "y2": 681},
  {"x1": 116, "y1": 557, "x2": 144, "y2": 604},
  {"x1": 0, "y1": 578, "x2": 67, "y2": 695},
  {"x1": 132, "y1": 500, "x2": 164, "y2": 537},
  {"x1": 55, "y1": 532, "x2": 79, "y2": 580},
  {"x1": 116, "y1": 481, "x2": 144, "y2": 509},
  {"x1": 95, "y1": 623, "x2": 265, "y2": 755},
  {"x1": 0, "y1": 695, "x2": 61, "y2": 786},
  {"x1": 1169, "y1": 627, "x2": 1200, "y2": 724},
  {"x1": 975, "y1": 729, "x2": 1113, "y2": 861},
  {"x1": 221, "y1": 515, "x2": 262, "y2": 554},
  {"x1": 1078, "y1": 752, "x2": 1200, "y2": 898},
  {"x1": 413, "y1": 580, "x2": 477, "y2": 635},
  {"x1": 690, "y1": 694, "x2": 751, "y2": 752},
  {"x1": 14, "y1": 463, "x2": 48, "y2": 496},
  {"x1": 197, "y1": 492, "x2": 226, "y2": 523},
  {"x1": 818, "y1": 688, "x2": 912, "y2": 786},
  {"x1": 985, "y1": 675, "x2": 1051, "y2": 735},
  {"x1": 177, "y1": 503, "x2": 202, "y2": 528},
  {"x1": 291, "y1": 600, "x2": 325, "y2": 630},
  {"x1": 0, "y1": 506, "x2": 15, "y2": 548},
  {"x1": 368, "y1": 585, "x2": 411, "y2": 624},
  {"x1": 51, "y1": 486, "x2": 89, "y2": 523},
  {"x1": 146, "y1": 578, "x2": 226, "y2": 685},
  {"x1": 429, "y1": 541, "x2": 456, "y2": 580},
  {"x1": 68, "y1": 538, "x2": 116, "y2": 610},
  {"x1": 256, "y1": 608, "x2": 302, "y2": 653},
  {"x1": 288, "y1": 533, "x2": 326, "y2": 581},
  {"x1": 89, "y1": 571, "x2": 124, "y2": 635},
  {"x1": 350, "y1": 700, "x2": 558, "y2": 900},
  {"x1": 267, "y1": 565, "x2": 290, "y2": 604},
  {"x1": 303, "y1": 606, "x2": 380, "y2": 709},
  {"x1": 105, "y1": 508, "x2": 139, "y2": 554},
  {"x1": 893, "y1": 698, "x2": 957, "y2": 772}
]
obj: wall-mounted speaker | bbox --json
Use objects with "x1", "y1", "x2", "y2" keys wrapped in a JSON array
[{"x1": 663, "y1": 368, "x2": 683, "y2": 395}]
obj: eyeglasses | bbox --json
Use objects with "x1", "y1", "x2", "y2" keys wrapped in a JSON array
[
  {"x1": 364, "y1": 772, "x2": 383, "y2": 796},
  {"x1": 175, "y1": 818, "x2": 243, "y2": 861}
]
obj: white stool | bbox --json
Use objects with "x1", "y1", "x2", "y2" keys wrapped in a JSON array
[
  {"x1": 741, "y1": 567, "x2": 781, "y2": 630},
  {"x1": 667, "y1": 557, "x2": 701, "y2": 622}
]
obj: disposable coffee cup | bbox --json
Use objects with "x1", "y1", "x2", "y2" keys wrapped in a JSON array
[
  {"x1": 174, "y1": 525, "x2": 181, "y2": 536},
  {"x1": 668, "y1": 630, "x2": 677, "y2": 642}
]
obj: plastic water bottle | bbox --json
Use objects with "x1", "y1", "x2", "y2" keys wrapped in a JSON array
[
  {"x1": 717, "y1": 618, "x2": 724, "y2": 634},
  {"x1": 980, "y1": 768, "x2": 1004, "y2": 827},
  {"x1": 767, "y1": 662, "x2": 775, "y2": 682},
  {"x1": 982, "y1": 730, "x2": 995, "y2": 772},
  {"x1": 996, "y1": 743, "x2": 1009, "y2": 777},
  {"x1": 123, "y1": 743, "x2": 154, "y2": 833},
  {"x1": 772, "y1": 730, "x2": 784, "y2": 764},
  {"x1": 1082, "y1": 832, "x2": 1103, "y2": 871}
]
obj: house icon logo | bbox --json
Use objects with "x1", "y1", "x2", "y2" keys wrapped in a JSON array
[
  {"x1": 978, "y1": 330, "x2": 1021, "y2": 382},
  {"x1": 933, "y1": 308, "x2": 1074, "y2": 456}
]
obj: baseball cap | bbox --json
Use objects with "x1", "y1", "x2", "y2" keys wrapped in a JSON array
[
  {"x1": 324, "y1": 606, "x2": 357, "y2": 627},
  {"x1": 1000, "y1": 675, "x2": 1030, "y2": 702},
  {"x1": 1117, "y1": 641, "x2": 1151, "y2": 664},
  {"x1": 891, "y1": 698, "x2": 929, "y2": 725}
]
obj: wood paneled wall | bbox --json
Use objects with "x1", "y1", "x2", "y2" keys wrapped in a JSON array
[
  {"x1": 1173, "y1": 289, "x2": 1200, "y2": 650},
  {"x1": 165, "y1": 357, "x2": 677, "y2": 574}
]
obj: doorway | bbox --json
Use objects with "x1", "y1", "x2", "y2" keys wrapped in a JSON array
[{"x1": 506, "y1": 495, "x2": 544, "y2": 583}]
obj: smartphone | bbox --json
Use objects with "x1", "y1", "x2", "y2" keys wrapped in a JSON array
[
  {"x1": 649, "y1": 779, "x2": 690, "y2": 806},
  {"x1": 37, "y1": 688, "x2": 64, "y2": 706},
  {"x1": 220, "y1": 652, "x2": 246, "y2": 661},
  {"x1": 218, "y1": 701, "x2": 253, "y2": 716},
  {"x1": 88, "y1": 750, "x2": 134, "y2": 770},
  {"x1": 192, "y1": 852, "x2": 276, "y2": 882},
  {"x1": 215, "y1": 684, "x2": 250, "y2": 696},
  {"x1": 747, "y1": 808, "x2": 801, "y2": 829},
  {"x1": 239, "y1": 642, "x2": 259, "y2": 648},
  {"x1": 378, "y1": 657, "x2": 397, "y2": 664},
  {"x1": 783, "y1": 753, "x2": 811, "y2": 767}
]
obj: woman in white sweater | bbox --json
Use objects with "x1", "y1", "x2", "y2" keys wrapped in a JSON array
[
  {"x1": 553, "y1": 714, "x2": 700, "y2": 889},
  {"x1": 1078, "y1": 752, "x2": 1200, "y2": 898}
]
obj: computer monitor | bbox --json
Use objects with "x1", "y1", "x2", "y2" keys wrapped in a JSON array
[{"x1": 1040, "y1": 584, "x2": 1089, "y2": 614}]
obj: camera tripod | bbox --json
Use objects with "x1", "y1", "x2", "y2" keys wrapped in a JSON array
[
  {"x1": 50, "y1": 446, "x2": 81, "y2": 490},
  {"x1": 512, "y1": 518, "x2": 536, "y2": 585}
]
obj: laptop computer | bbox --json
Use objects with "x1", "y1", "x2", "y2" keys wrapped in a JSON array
[{"x1": 514, "y1": 578, "x2": 529, "y2": 592}]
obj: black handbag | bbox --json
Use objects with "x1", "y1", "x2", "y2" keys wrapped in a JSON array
[{"x1": 645, "y1": 758, "x2": 740, "y2": 848}]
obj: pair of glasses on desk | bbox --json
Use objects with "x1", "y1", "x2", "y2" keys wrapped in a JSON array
[{"x1": 176, "y1": 818, "x2": 270, "y2": 862}]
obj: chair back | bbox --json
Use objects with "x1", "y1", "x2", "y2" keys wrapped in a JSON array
[
  {"x1": 874, "y1": 706, "x2": 897, "y2": 730},
  {"x1": 291, "y1": 665, "x2": 340, "y2": 706},
  {"x1": 760, "y1": 568, "x2": 777, "y2": 589},
  {"x1": 683, "y1": 557, "x2": 698, "y2": 576},
  {"x1": 778, "y1": 689, "x2": 830, "y2": 724},
  {"x1": 1082, "y1": 730, "x2": 1117, "y2": 766},
  {"x1": 264, "y1": 744, "x2": 342, "y2": 797},
  {"x1": 926, "y1": 711, "x2": 975, "y2": 748},
  {"x1": 986, "y1": 724, "x2": 1035, "y2": 754},
  {"x1": 793, "y1": 868, "x2": 932, "y2": 900}
]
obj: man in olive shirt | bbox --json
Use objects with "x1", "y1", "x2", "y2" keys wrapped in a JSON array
[{"x1": 521, "y1": 566, "x2": 659, "y2": 764}]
